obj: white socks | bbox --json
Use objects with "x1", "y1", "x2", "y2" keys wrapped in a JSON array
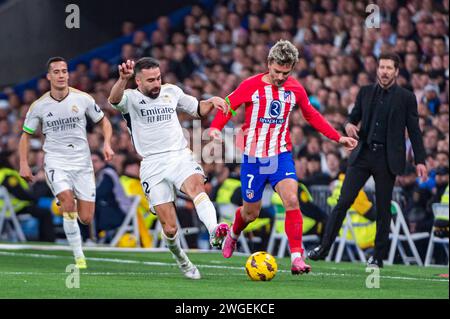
[
  {"x1": 63, "y1": 212, "x2": 84, "y2": 259},
  {"x1": 291, "y1": 252, "x2": 302, "y2": 263},
  {"x1": 193, "y1": 192, "x2": 218, "y2": 235},
  {"x1": 162, "y1": 230, "x2": 187, "y2": 262}
]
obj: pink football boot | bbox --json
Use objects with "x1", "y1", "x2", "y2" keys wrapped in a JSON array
[
  {"x1": 210, "y1": 223, "x2": 230, "y2": 248},
  {"x1": 291, "y1": 257, "x2": 312, "y2": 275},
  {"x1": 221, "y1": 232, "x2": 237, "y2": 258}
]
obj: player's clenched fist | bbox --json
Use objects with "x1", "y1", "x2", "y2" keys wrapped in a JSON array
[
  {"x1": 338, "y1": 136, "x2": 358, "y2": 151},
  {"x1": 118, "y1": 59, "x2": 135, "y2": 80}
]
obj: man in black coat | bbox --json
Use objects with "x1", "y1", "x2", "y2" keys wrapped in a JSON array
[{"x1": 308, "y1": 53, "x2": 428, "y2": 267}]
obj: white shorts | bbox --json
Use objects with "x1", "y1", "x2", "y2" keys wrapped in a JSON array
[
  {"x1": 140, "y1": 148, "x2": 205, "y2": 210},
  {"x1": 44, "y1": 166, "x2": 96, "y2": 202}
]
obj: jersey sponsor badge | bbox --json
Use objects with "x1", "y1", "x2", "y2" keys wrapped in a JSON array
[
  {"x1": 162, "y1": 94, "x2": 172, "y2": 103},
  {"x1": 71, "y1": 105, "x2": 79, "y2": 113},
  {"x1": 246, "y1": 189, "x2": 254, "y2": 200},
  {"x1": 269, "y1": 100, "x2": 281, "y2": 118}
]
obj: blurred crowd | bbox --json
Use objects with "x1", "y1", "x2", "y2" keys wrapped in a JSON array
[{"x1": 0, "y1": 0, "x2": 448, "y2": 247}]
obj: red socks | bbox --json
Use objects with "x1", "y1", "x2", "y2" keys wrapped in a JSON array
[
  {"x1": 285, "y1": 209, "x2": 303, "y2": 254},
  {"x1": 231, "y1": 207, "x2": 248, "y2": 238}
]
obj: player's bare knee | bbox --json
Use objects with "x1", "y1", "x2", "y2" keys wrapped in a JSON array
[
  {"x1": 243, "y1": 210, "x2": 259, "y2": 223},
  {"x1": 58, "y1": 193, "x2": 75, "y2": 212},
  {"x1": 282, "y1": 194, "x2": 299, "y2": 211},
  {"x1": 186, "y1": 184, "x2": 205, "y2": 199},
  {"x1": 61, "y1": 200, "x2": 76, "y2": 212},
  {"x1": 78, "y1": 215, "x2": 93, "y2": 225},
  {"x1": 163, "y1": 225, "x2": 178, "y2": 238}
]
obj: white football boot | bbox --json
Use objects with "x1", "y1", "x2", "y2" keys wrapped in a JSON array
[{"x1": 177, "y1": 259, "x2": 201, "y2": 280}]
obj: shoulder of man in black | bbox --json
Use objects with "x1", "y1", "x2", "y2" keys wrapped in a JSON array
[
  {"x1": 396, "y1": 85, "x2": 416, "y2": 100},
  {"x1": 358, "y1": 83, "x2": 378, "y2": 97}
]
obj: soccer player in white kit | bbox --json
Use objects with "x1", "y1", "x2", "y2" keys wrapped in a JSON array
[
  {"x1": 109, "y1": 58, "x2": 230, "y2": 279},
  {"x1": 19, "y1": 57, "x2": 114, "y2": 269}
]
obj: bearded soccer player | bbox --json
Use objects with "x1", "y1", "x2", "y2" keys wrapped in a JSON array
[
  {"x1": 19, "y1": 57, "x2": 114, "y2": 269},
  {"x1": 108, "y1": 57, "x2": 230, "y2": 280},
  {"x1": 210, "y1": 40, "x2": 358, "y2": 274}
]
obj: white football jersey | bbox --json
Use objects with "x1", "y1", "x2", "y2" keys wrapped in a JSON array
[
  {"x1": 23, "y1": 87, "x2": 105, "y2": 169},
  {"x1": 110, "y1": 84, "x2": 199, "y2": 157}
]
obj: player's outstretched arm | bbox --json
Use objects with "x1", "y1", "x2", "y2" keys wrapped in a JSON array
[
  {"x1": 98, "y1": 117, "x2": 115, "y2": 161},
  {"x1": 109, "y1": 59, "x2": 134, "y2": 105},
  {"x1": 19, "y1": 133, "x2": 33, "y2": 183}
]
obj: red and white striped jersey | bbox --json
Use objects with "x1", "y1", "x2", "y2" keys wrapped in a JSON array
[{"x1": 210, "y1": 73, "x2": 341, "y2": 158}]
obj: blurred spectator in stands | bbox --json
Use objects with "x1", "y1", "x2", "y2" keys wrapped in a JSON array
[
  {"x1": 0, "y1": 151, "x2": 55, "y2": 242},
  {"x1": 303, "y1": 154, "x2": 331, "y2": 187},
  {"x1": 90, "y1": 151, "x2": 132, "y2": 243},
  {"x1": 435, "y1": 151, "x2": 449, "y2": 169},
  {"x1": 121, "y1": 21, "x2": 135, "y2": 36},
  {"x1": 120, "y1": 157, "x2": 157, "y2": 242},
  {"x1": 0, "y1": 118, "x2": 11, "y2": 151},
  {"x1": 290, "y1": 124, "x2": 306, "y2": 159},
  {"x1": 169, "y1": 44, "x2": 196, "y2": 81},
  {"x1": 132, "y1": 30, "x2": 151, "y2": 58},
  {"x1": 325, "y1": 151, "x2": 341, "y2": 180},
  {"x1": 37, "y1": 78, "x2": 50, "y2": 96},
  {"x1": 423, "y1": 127, "x2": 440, "y2": 155},
  {"x1": 299, "y1": 133, "x2": 322, "y2": 157},
  {"x1": 422, "y1": 83, "x2": 441, "y2": 114},
  {"x1": 110, "y1": 150, "x2": 128, "y2": 176},
  {"x1": 437, "y1": 135, "x2": 449, "y2": 153},
  {"x1": 115, "y1": 43, "x2": 137, "y2": 67},
  {"x1": 22, "y1": 89, "x2": 37, "y2": 105},
  {"x1": 428, "y1": 166, "x2": 449, "y2": 208},
  {"x1": 397, "y1": 165, "x2": 418, "y2": 213}
]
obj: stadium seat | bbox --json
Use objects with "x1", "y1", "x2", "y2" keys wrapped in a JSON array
[
  {"x1": 109, "y1": 196, "x2": 141, "y2": 247},
  {"x1": 0, "y1": 186, "x2": 26, "y2": 242},
  {"x1": 309, "y1": 185, "x2": 332, "y2": 215},
  {"x1": 424, "y1": 203, "x2": 449, "y2": 266},
  {"x1": 328, "y1": 211, "x2": 367, "y2": 263},
  {"x1": 385, "y1": 201, "x2": 429, "y2": 266}
]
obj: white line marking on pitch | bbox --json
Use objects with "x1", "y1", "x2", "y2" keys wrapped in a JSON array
[{"x1": 0, "y1": 251, "x2": 448, "y2": 283}]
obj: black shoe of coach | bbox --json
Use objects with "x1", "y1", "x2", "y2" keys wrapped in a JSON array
[{"x1": 307, "y1": 245, "x2": 328, "y2": 261}]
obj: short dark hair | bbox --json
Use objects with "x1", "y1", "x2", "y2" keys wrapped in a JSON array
[
  {"x1": 378, "y1": 52, "x2": 401, "y2": 69},
  {"x1": 326, "y1": 151, "x2": 341, "y2": 160},
  {"x1": 123, "y1": 156, "x2": 140, "y2": 168},
  {"x1": 306, "y1": 154, "x2": 321, "y2": 162},
  {"x1": 46, "y1": 56, "x2": 67, "y2": 71},
  {"x1": 91, "y1": 150, "x2": 105, "y2": 162},
  {"x1": 134, "y1": 57, "x2": 160, "y2": 76}
]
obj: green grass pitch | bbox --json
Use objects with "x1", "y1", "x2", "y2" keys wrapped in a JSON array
[{"x1": 0, "y1": 247, "x2": 448, "y2": 299}]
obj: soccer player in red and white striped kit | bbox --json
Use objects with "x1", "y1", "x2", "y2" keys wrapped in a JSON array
[{"x1": 210, "y1": 40, "x2": 358, "y2": 274}]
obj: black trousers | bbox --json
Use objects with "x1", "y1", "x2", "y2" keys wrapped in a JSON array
[
  {"x1": 17, "y1": 205, "x2": 56, "y2": 242},
  {"x1": 321, "y1": 143, "x2": 396, "y2": 260}
]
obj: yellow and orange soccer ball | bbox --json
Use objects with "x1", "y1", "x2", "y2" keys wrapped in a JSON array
[{"x1": 245, "y1": 251, "x2": 278, "y2": 281}]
